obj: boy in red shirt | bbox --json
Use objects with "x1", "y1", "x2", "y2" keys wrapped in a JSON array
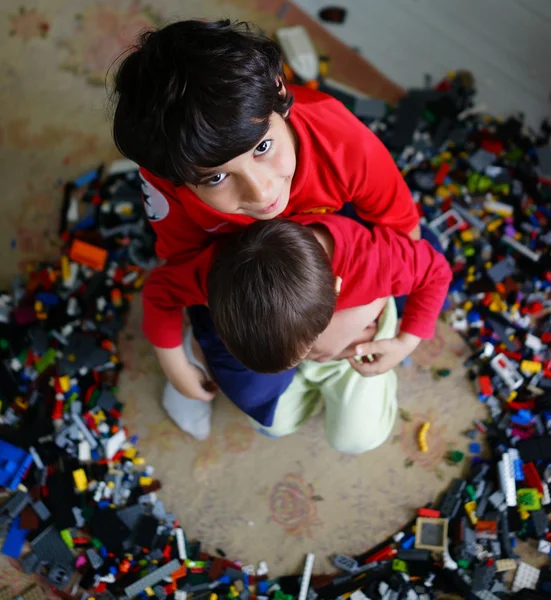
[
  {"x1": 112, "y1": 19, "x2": 443, "y2": 440},
  {"x1": 206, "y1": 215, "x2": 451, "y2": 452}
]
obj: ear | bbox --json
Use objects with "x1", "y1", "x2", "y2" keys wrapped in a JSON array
[
  {"x1": 334, "y1": 276, "x2": 342, "y2": 296},
  {"x1": 277, "y1": 77, "x2": 290, "y2": 118}
]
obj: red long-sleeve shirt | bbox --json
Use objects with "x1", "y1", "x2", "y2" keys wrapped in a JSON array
[
  {"x1": 140, "y1": 85, "x2": 421, "y2": 347},
  {"x1": 292, "y1": 214, "x2": 452, "y2": 340}
]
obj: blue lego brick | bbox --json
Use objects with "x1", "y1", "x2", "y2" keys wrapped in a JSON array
[
  {"x1": 469, "y1": 443, "x2": 481, "y2": 455},
  {"x1": 511, "y1": 409, "x2": 533, "y2": 426},
  {"x1": 74, "y1": 169, "x2": 98, "y2": 188},
  {"x1": 400, "y1": 534, "x2": 415, "y2": 550},
  {"x1": 467, "y1": 310, "x2": 481, "y2": 323},
  {"x1": 2, "y1": 516, "x2": 29, "y2": 558},
  {"x1": 0, "y1": 440, "x2": 33, "y2": 490},
  {"x1": 513, "y1": 459, "x2": 524, "y2": 481},
  {"x1": 72, "y1": 215, "x2": 97, "y2": 231},
  {"x1": 35, "y1": 292, "x2": 59, "y2": 306},
  {"x1": 257, "y1": 581, "x2": 269, "y2": 594}
]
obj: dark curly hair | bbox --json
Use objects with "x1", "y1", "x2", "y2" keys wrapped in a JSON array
[{"x1": 112, "y1": 19, "x2": 294, "y2": 186}]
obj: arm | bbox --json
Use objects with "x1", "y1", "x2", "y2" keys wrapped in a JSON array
[
  {"x1": 154, "y1": 346, "x2": 216, "y2": 402},
  {"x1": 139, "y1": 169, "x2": 214, "y2": 348},
  {"x1": 347, "y1": 226, "x2": 452, "y2": 375}
]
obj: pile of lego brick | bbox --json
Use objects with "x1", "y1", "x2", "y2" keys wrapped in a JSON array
[
  {"x1": 0, "y1": 72, "x2": 551, "y2": 599},
  {"x1": 358, "y1": 71, "x2": 551, "y2": 597}
]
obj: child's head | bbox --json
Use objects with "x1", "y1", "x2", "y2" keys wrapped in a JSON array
[
  {"x1": 113, "y1": 19, "x2": 296, "y2": 219},
  {"x1": 207, "y1": 220, "x2": 337, "y2": 373}
]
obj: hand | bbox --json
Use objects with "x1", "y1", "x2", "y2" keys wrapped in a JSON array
[
  {"x1": 175, "y1": 362, "x2": 218, "y2": 402},
  {"x1": 348, "y1": 331, "x2": 421, "y2": 376},
  {"x1": 154, "y1": 345, "x2": 218, "y2": 402}
]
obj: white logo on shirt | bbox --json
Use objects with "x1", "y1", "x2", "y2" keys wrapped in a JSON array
[{"x1": 140, "y1": 174, "x2": 170, "y2": 222}]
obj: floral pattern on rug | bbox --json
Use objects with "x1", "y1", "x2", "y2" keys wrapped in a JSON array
[
  {"x1": 59, "y1": 0, "x2": 164, "y2": 85},
  {"x1": 8, "y1": 6, "x2": 50, "y2": 40},
  {"x1": 268, "y1": 472, "x2": 323, "y2": 538}
]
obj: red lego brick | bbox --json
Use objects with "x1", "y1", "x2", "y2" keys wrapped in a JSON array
[
  {"x1": 434, "y1": 162, "x2": 451, "y2": 185},
  {"x1": 478, "y1": 375, "x2": 493, "y2": 397},
  {"x1": 522, "y1": 462, "x2": 543, "y2": 494},
  {"x1": 418, "y1": 508, "x2": 441, "y2": 518}
]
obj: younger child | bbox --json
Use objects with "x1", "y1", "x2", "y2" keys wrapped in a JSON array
[{"x1": 200, "y1": 213, "x2": 452, "y2": 452}]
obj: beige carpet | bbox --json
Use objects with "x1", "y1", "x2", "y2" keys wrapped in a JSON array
[{"x1": 0, "y1": 0, "x2": 542, "y2": 596}]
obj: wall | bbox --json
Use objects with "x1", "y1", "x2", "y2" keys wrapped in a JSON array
[{"x1": 295, "y1": 0, "x2": 551, "y2": 127}]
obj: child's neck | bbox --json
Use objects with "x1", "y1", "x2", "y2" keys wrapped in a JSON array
[{"x1": 309, "y1": 225, "x2": 334, "y2": 260}]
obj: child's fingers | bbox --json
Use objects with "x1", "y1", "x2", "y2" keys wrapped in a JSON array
[
  {"x1": 347, "y1": 357, "x2": 385, "y2": 377},
  {"x1": 355, "y1": 339, "x2": 390, "y2": 357}
]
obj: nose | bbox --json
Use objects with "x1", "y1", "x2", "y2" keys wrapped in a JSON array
[{"x1": 241, "y1": 165, "x2": 273, "y2": 206}]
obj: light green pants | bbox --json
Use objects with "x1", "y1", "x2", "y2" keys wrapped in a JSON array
[{"x1": 250, "y1": 299, "x2": 398, "y2": 454}]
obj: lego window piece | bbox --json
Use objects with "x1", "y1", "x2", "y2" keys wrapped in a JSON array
[{"x1": 414, "y1": 517, "x2": 448, "y2": 552}]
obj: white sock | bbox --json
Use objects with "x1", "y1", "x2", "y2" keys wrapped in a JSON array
[{"x1": 162, "y1": 329, "x2": 213, "y2": 440}]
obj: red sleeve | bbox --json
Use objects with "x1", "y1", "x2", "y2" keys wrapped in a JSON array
[
  {"x1": 291, "y1": 214, "x2": 451, "y2": 339},
  {"x1": 347, "y1": 123, "x2": 420, "y2": 235},
  {"x1": 139, "y1": 169, "x2": 213, "y2": 348}
]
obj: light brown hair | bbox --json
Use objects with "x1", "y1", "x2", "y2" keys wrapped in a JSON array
[{"x1": 207, "y1": 220, "x2": 337, "y2": 373}]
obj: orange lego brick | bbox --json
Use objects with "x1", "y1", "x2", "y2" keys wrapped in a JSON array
[{"x1": 69, "y1": 239, "x2": 108, "y2": 271}]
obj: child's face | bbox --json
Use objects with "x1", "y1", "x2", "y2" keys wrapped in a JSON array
[{"x1": 187, "y1": 112, "x2": 297, "y2": 219}]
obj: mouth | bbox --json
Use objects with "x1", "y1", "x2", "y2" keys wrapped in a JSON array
[{"x1": 255, "y1": 194, "x2": 282, "y2": 215}]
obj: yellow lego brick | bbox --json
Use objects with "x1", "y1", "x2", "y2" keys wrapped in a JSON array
[
  {"x1": 139, "y1": 476, "x2": 153, "y2": 486},
  {"x1": 124, "y1": 448, "x2": 137, "y2": 459},
  {"x1": 133, "y1": 457, "x2": 145, "y2": 466},
  {"x1": 73, "y1": 468, "x2": 88, "y2": 492},
  {"x1": 463, "y1": 301, "x2": 473, "y2": 312},
  {"x1": 418, "y1": 422, "x2": 430, "y2": 453},
  {"x1": 520, "y1": 360, "x2": 542, "y2": 374},
  {"x1": 460, "y1": 230, "x2": 474, "y2": 242},
  {"x1": 59, "y1": 375, "x2": 70, "y2": 392},
  {"x1": 436, "y1": 186, "x2": 450, "y2": 199},
  {"x1": 464, "y1": 501, "x2": 478, "y2": 525},
  {"x1": 486, "y1": 219, "x2": 503, "y2": 232},
  {"x1": 145, "y1": 588, "x2": 155, "y2": 597},
  {"x1": 506, "y1": 391, "x2": 518, "y2": 403},
  {"x1": 61, "y1": 255, "x2": 71, "y2": 281}
]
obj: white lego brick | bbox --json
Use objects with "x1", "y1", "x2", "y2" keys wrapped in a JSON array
[
  {"x1": 490, "y1": 354, "x2": 524, "y2": 390},
  {"x1": 542, "y1": 483, "x2": 551, "y2": 507},
  {"x1": 104, "y1": 429, "x2": 126, "y2": 460},
  {"x1": 276, "y1": 26, "x2": 319, "y2": 81},
  {"x1": 511, "y1": 562, "x2": 540, "y2": 592},
  {"x1": 537, "y1": 540, "x2": 551, "y2": 555},
  {"x1": 525, "y1": 334, "x2": 543, "y2": 352},
  {"x1": 498, "y1": 455, "x2": 517, "y2": 507}
]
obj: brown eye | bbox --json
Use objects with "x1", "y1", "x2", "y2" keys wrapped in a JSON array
[{"x1": 254, "y1": 139, "x2": 272, "y2": 156}]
